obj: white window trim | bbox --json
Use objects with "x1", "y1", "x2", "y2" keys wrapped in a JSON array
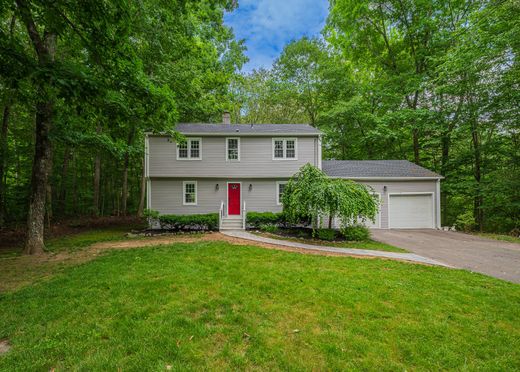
[
  {"x1": 182, "y1": 181, "x2": 198, "y2": 205},
  {"x1": 177, "y1": 137, "x2": 202, "y2": 160},
  {"x1": 225, "y1": 137, "x2": 240, "y2": 161},
  {"x1": 272, "y1": 138, "x2": 298, "y2": 160},
  {"x1": 276, "y1": 181, "x2": 287, "y2": 205}
]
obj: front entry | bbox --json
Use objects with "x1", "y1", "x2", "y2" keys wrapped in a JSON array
[{"x1": 228, "y1": 183, "x2": 241, "y2": 215}]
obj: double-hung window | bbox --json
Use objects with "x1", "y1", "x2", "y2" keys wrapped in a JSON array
[
  {"x1": 272, "y1": 138, "x2": 297, "y2": 160},
  {"x1": 183, "y1": 181, "x2": 197, "y2": 205},
  {"x1": 226, "y1": 137, "x2": 240, "y2": 161},
  {"x1": 177, "y1": 138, "x2": 201, "y2": 160},
  {"x1": 276, "y1": 181, "x2": 287, "y2": 205}
]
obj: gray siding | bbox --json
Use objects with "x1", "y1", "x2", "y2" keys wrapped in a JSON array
[
  {"x1": 359, "y1": 180, "x2": 437, "y2": 229},
  {"x1": 148, "y1": 136, "x2": 319, "y2": 178},
  {"x1": 325, "y1": 180, "x2": 438, "y2": 229},
  {"x1": 150, "y1": 178, "x2": 285, "y2": 215},
  {"x1": 149, "y1": 177, "x2": 439, "y2": 229}
]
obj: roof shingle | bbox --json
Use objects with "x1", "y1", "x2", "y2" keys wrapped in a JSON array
[
  {"x1": 174, "y1": 123, "x2": 321, "y2": 135},
  {"x1": 322, "y1": 160, "x2": 442, "y2": 178}
]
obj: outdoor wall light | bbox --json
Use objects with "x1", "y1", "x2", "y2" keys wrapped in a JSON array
[
  {"x1": 249, "y1": 184, "x2": 253, "y2": 191},
  {"x1": 383, "y1": 185, "x2": 387, "y2": 192},
  {"x1": 215, "y1": 184, "x2": 219, "y2": 191}
]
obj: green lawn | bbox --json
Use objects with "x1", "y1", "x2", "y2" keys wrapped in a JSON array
[
  {"x1": 1, "y1": 242, "x2": 519, "y2": 370},
  {"x1": 476, "y1": 232, "x2": 520, "y2": 244},
  {"x1": 45, "y1": 227, "x2": 134, "y2": 253},
  {"x1": 253, "y1": 231, "x2": 407, "y2": 252}
]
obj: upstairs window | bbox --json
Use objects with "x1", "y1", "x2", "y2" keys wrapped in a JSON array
[
  {"x1": 177, "y1": 138, "x2": 201, "y2": 160},
  {"x1": 272, "y1": 138, "x2": 297, "y2": 160},
  {"x1": 226, "y1": 138, "x2": 240, "y2": 161}
]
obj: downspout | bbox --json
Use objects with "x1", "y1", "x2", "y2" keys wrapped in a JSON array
[
  {"x1": 145, "y1": 134, "x2": 151, "y2": 210},
  {"x1": 317, "y1": 135, "x2": 322, "y2": 170},
  {"x1": 436, "y1": 179, "x2": 441, "y2": 229}
]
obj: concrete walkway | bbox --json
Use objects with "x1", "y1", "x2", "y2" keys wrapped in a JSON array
[{"x1": 221, "y1": 230, "x2": 451, "y2": 267}]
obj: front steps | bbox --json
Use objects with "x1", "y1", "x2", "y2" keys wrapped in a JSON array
[{"x1": 220, "y1": 215, "x2": 244, "y2": 231}]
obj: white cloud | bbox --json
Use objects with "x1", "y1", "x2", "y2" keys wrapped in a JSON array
[{"x1": 225, "y1": 0, "x2": 329, "y2": 72}]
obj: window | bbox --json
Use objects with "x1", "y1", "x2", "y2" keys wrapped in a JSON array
[
  {"x1": 226, "y1": 137, "x2": 240, "y2": 161},
  {"x1": 177, "y1": 138, "x2": 201, "y2": 160},
  {"x1": 286, "y1": 140, "x2": 295, "y2": 158},
  {"x1": 183, "y1": 181, "x2": 197, "y2": 205},
  {"x1": 276, "y1": 181, "x2": 287, "y2": 205},
  {"x1": 272, "y1": 138, "x2": 297, "y2": 160}
]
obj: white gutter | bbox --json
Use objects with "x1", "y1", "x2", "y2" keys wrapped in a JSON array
[
  {"x1": 330, "y1": 176, "x2": 444, "y2": 180},
  {"x1": 146, "y1": 132, "x2": 321, "y2": 137}
]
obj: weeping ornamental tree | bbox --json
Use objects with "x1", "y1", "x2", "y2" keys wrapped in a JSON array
[{"x1": 282, "y1": 164, "x2": 378, "y2": 229}]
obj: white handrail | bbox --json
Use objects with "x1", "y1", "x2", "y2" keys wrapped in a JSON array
[
  {"x1": 242, "y1": 201, "x2": 247, "y2": 230},
  {"x1": 219, "y1": 201, "x2": 224, "y2": 230}
]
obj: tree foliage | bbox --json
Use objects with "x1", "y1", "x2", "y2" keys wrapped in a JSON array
[
  {"x1": 0, "y1": 0, "x2": 246, "y2": 252},
  {"x1": 282, "y1": 164, "x2": 378, "y2": 229},
  {"x1": 235, "y1": 0, "x2": 520, "y2": 234}
]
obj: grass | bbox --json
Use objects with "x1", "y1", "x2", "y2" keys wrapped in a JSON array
[
  {"x1": 1, "y1": 241, "x2": 519, "y2": 370},
  {"x1": 253, "y1": 230, "x2": 407, "y2": 253},
  {"x1": 45, "y1": 227, "x2": 134, "y2": 253},
  {"x1": 475, "y1": 232, "x2": 520, "y2": 244}
]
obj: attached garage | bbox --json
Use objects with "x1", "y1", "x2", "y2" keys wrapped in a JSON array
[
  {"x1": 388, "y1": 194, "x2": 434, "y2": 228},
  {"x1": 322, "y1": 160, "x2": 443, "y2": 229}
]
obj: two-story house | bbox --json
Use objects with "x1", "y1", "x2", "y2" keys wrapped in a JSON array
[{"x1": 145, "y1": 113, "x2": 442, "y2": 230}]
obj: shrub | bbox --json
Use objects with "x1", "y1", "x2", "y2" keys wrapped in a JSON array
[
  {"x1": 259, "y1": 223, "x2": 279, "y2": 234},
  {"x1": 315, "y1": 228, "x2": 338, "y2": 241},
  {"x1": 247, "y1": 212, "x2": 283, "y2": 228},
  {"x1": 340, "y1": 225, "x2": 370, "y2": 241},
  {"x1": 454, "y1": 211, "x2": 475, "y2": 232},
  {"x1": 158, "y1": 213, "x2": 218, "y2": 231},
  {"x1": 144, "y1": 209, "x2": 160, "y2": 219}
]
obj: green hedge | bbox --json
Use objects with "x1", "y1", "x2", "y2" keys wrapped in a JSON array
[
  {"x1": 158, "y1": 213, "x2": 218, "y2": 231},
  {"x1": 246, "y1": 212, "x2": 284, "y2": 228},
  {"x1": 340, "y1": 225, "x2": 370, "y2": 241},
  {"x1": 315, "y1": 228, "x2": 338, "y2": 241}
]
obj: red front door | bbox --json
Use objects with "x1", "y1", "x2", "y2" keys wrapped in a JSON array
[{"x1": 228, "y1": 183, "x2": 241, "y2": 215}]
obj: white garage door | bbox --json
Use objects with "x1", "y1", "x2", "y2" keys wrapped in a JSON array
[{"x1": 389, "y1": 194, "x2": 434, "y2": 228}]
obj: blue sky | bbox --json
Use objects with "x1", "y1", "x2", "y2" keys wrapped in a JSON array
[{"x1": 224, "y1": 0, "x2": 329, "y2": 72}]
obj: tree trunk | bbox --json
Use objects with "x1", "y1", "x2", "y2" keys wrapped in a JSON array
[
  {"x1": 25, "y1": 98, "x2": 54, "y2": 255},
  {"x1": 121, "y1": 127, "x2": 135, "y2": 216},
  {"x1": 328, "y1": 213, "x2": 333, "y2": 229},
  {"x1": 121, "y1": 157, "x2": 129, "y2": 216},
  {"x1": 471, "y1": 120, "x2": 483, "y2": 231},
  {"x1": 0, "y1": 104, "x2": 10, "y2": 226},
  {"x1": 58, "y1": 146, "x2": 71, "y2": 215},
  {"x1": 17, "y1": 0, "x2": 57, "y2": 254},
  {"x1": 412, "y1": 128, "x2": 420, "y2": 165},
  {"x1": 440, "y1": 134, "x2": 450, "y2": 226},
  {"x1": 137, "y1": 157, "x2": 146, "y2": 217},
  {"x1": 93, "y1": 124, "x2": 102, "y2": 216},
  {"x1": 0, "y1": 18, "x2": 16, "y2": 226},
  {"x1": 46, "y1": 182, "x2": 52, "y2": 229}
]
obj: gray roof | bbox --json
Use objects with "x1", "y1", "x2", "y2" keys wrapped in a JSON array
[
  {"x1": 322, "y1": 160, "x2": 442, "y2": 178},
  {"x1": 173, "y1": 123, "x2": 321, "y2": 135}
]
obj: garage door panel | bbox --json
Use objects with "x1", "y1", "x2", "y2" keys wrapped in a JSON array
[{"x1": 389, "y1": 194, "x2": 433, "y2": 228}]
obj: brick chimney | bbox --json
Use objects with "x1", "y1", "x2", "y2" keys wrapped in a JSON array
[{"x1": 222, "y1": 111, "x2": 231, "y2": 124}]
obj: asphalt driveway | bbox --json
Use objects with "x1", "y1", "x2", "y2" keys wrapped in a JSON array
[{"x1": 371, "y1": 229, "x2": 520, "y2": 283}]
